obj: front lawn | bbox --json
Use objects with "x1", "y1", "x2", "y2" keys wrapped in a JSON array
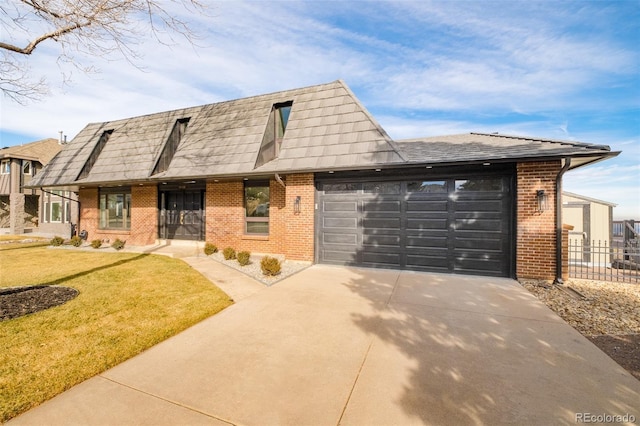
[{"x1": 0, "y1": 244, "x2": 233, "y2": 422}]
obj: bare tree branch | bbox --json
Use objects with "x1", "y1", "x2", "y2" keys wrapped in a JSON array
[{"x1": 1, "y1": 0, "x2": 208, "y2": 103}]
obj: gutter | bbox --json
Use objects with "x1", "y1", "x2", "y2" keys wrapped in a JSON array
[{"x1": 554, "y1": 158, "x2": 572, "y2": 285}]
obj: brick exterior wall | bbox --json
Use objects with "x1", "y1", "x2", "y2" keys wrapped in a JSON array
[
  {"x1": 78, "y1": 185, "x2": 157, "y2": 246},
  {"x1": 205, "y1": 173, "x2": 315, "y2": 261},
  {"x1": 130, "y1": 185, "x2": 158, "y2": 245},
  {"x1": 516, "y1": 161, "x2": 561, "y2": 280}
]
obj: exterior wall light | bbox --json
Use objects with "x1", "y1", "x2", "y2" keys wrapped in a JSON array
[
  {"x1": 294, "y1": 196, "x2": 301, "y2": 214},
  {"x1": 536, "y1": 189, "x2": 549, "y2": 212}
]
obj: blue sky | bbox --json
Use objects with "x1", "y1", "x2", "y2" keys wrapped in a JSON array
[{"x1": 1, "y1": 0, "x2": 638, "y2": 218}]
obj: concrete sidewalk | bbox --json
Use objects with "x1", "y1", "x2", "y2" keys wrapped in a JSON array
[{"x1": 9, "y1": 265, "x2": 640, "y2": 425}]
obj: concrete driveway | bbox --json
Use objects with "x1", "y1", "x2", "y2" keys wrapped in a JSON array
[{"x1": 9, "y1": 265, "x2": 640, "y2": 425}]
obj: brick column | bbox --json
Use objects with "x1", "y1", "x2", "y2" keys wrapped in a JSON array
[
  {"x1": 130, "y1": 185, "x2": 158, "y2": 245},
  {"x1": 284, "y1": 173, "x2": 315, "y2": 261},
  {"x1": 516, "y1": 161, "x2": 561, "y2": 280}
]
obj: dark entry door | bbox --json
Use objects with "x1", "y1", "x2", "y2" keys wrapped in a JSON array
[{"x1": 161, "y1": 190, "x2": 204, "y2": 240}]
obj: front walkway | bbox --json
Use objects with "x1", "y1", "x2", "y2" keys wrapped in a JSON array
[{"x1": 9, "y1": 266, "x2": 640, "y2": 425}]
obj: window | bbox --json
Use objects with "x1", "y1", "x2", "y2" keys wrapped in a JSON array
[
  {"x1": 78, "y1": 129, "x2": 113, "y2": 180},
  {"x1": 50, "y1": 201, "x2": 62, "y2": 222},
  {"x1": 22, "y1": 160, "x2": 31, "y2": 175},
  {"x1": 99, "y1": 188, "x2": 131, "y2": 229},
  {"x1": 255, "y1": 101, "x2": 293, "y2": 168},
  {"x1": 244, "y1": 181, "x2": 269, "y2": 234},
  {"x1": 455, "y1": 178, "x2": 502, "y2": 192},
  {"x1": 152, "y1": 118, "x2": 190, "y2": 175},
  {"x1": 1, "y1": 160, "x2": 9, "y2": 174},
  {"x1": 363, "y1": 182, "x2": 401, "y2": 194},
  {"x1": 407, "y1": 181, "x2": 447, "y2": 193}
]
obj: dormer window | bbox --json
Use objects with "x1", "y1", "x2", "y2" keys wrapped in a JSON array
[
  {"x1": 78, "y1": 129, "x2": 113, "y2": 180},
  {"x1": 255, "y1": 101, "x2": 293, "y2": 168},
  {"x1": 152, "y1": 118, "x2": 190, "y2": 175},
  {"x1": 22, "y1": 160, "x2": 31, "y2": 175}
]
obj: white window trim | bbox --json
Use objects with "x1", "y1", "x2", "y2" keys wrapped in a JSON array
[
  {"x1": 1, "y1": 160, "x2": 9, "y2": 175},
  {"x1": 22, "y1": 160, "x2": 31, "y2": 175},
  {"x1": 50, "y1": 201, "x2": 63, "y2": 223}
]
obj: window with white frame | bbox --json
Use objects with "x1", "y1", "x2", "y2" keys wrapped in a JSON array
[
  {"x1": 1, "y1": 160, "x2": 9, "y2": 174},
  {"x1": 22, "y1": 160, "x2": 31, "y2": 175}
]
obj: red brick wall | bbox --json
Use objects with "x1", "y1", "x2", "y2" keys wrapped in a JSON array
[
  {"x1": 78, "y1": 185, "x2": 157, "y2": 246},
  {"x1": 130, "y1": 185, "x2": 157, "y2": 245},
  {"x1": 205, "y1": 173, "x2": 315, "y2": 261},
  {"x1": 516, "y1": 161, "x2": 561, "y2": 280}
]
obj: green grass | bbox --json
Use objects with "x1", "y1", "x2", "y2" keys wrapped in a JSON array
[{"x1": 0, "y1": 245, "x2": 233, "y2": 422}]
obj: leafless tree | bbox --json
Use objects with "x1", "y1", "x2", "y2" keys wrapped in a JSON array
[{"x1": 1, "y1": 0, "x2": 206, "y2": 104}]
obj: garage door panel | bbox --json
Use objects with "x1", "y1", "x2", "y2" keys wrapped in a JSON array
[
  {"x1": 454, "y1": 200, "x2": 503, "y2": 212},
  {"x1": 406, "y1": 254, "x2": 449, "y2": 270},
  {"x1": 406, "y1": 218, "x2": 448, "y2": 230},
  {"x1": 406, "y1": 235, "x2": 448, "y2": 249},
  {"x1": 455, "y1": 255, "x2": 506, "y2": 274},
  {"x1": 363, "y1": 217, "x2": 401, "y2": 229},
  {"x1": 323, "y1": 233, "x2": 358, "y2": 245},
  {"x1": 454, "y1": 218, "x2": 503, "y2": 232},
  {"x1": 322, "y1": 249, "x2": 357, "y2": 263},
  {"x1": 363, "y1": 200, "x2": 401, "y2": 213},
  {"x1": 454, "y1": 235, "x2": 503, "y2": 251},
  {"x1": 362, "y1": 251, "x2": 401, "y2": 266},
  {"x1": 323, "y1": 217, "x2": 358, "y2": 229},
  {"x1": 363, "y1": 234, "x2": 400, "y2": 247},
  {"x1": 323, "y1": 201, "x2": 358, "y2": 212},
  {"x1": 406, "y1": 200, "x2": 448, "y2": 211}
]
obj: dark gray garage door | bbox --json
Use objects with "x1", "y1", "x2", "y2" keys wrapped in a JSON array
[{"x1": 316, "y1": 176, "x2": 513, "y2": 277}]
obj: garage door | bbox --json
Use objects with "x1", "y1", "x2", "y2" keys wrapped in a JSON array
[{"x1": 316, "y1": 176, "x2": 513, "y2": 277}]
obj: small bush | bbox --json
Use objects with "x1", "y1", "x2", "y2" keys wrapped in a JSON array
[
  {"x1": 261, "y1": 256, "x2": 281, "y2": 276},
  {"x1": 222, "y1": 247, "x2": 236, "y2": 260},
  {"x1": 237, "y1": 251, "x2": 251, "y2": 266},
  {"x1": 111, "y1": 239, "x2": 126, "y2": 251},
  {"x1": 90, "y1": 239, "x2": 102, "y2": 249},
  {"x1": 50, "y1": 236, "x2": 64, "y2": 246},
  {"x1": 70, "y1": 236, "x2": 83, "y2": 247},
  {"x1": 204, "y1": 242, "x2": 218, "y2": 256}
]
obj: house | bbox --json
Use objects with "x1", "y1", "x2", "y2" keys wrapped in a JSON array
[
  {"x1": 0, "y1": 138, "x2": 78, "y2": 236},
  {"x1": 28, "y1": 80, "x2": 619, "y2": 281}
]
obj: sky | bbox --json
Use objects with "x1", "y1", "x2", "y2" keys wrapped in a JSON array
[{"x1": 1, "y1": 0, "x2": 638, "y2": 219}]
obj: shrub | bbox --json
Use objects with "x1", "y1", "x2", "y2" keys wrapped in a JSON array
[
  {"x1": 70, "y1": 236, "x2": 83, "y2": 247},
  {"x1": 237, "y1": 251, "x2": 251, "y2": 266},
  {"x1": 111, "y1": 239, "x2": 126, "y2": 251},
  {"x1": 90, "y1": 239, "x2": 102, "y2": 249},
  {"x1": 261, "y1": 256, "x2": 281, "y2": 276},
  {"x1": 222, "y1": 247, "x2": 236, "y2": 260},
  {"x1": 204, "y1": 243, "x2": 218, "y2": 256},
  {"x1": 50, "y1": 236, "x2": 64, "y2": 246}
]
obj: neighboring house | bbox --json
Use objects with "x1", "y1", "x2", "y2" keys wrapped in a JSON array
[
  {"x1": 0, "y1": 138, "x2": 77, "y2": 235},
  {"x1": 29, "y1": 80, "x2": 619, "y2": 281}
]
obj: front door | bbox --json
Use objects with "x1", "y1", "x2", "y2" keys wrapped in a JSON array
[{"x1": 160, "y1": 189, "x2": 204, "y2": 240}]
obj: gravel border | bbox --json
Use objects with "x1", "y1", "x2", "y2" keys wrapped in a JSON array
[{"x1": 207, "y1": 252, "x2": 312, "y2": 285}]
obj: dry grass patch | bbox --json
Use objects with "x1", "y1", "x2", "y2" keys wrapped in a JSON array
[{"x1": 0, "y1": 245, "x2": 233, "y2": 422}]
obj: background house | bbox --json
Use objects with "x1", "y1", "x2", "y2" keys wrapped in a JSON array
[{"x1": 0, "y1": 138, "x2": 78, "y2": 236}]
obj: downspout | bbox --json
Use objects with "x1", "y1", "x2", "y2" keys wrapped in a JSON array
[{"x1": 554, "y1": 158, "x2": 571, "y2": 285}]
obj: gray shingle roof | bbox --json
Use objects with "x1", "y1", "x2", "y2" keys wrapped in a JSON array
[
  {"x1": 30, "y1": 80, "x2": 404, "y2": 187},
  {"x1": 29, "y1": 83, "x2": 618, "y2": 188},
  {"x1": 396, "y1": 133, "x2": 618, "y2": 169}
]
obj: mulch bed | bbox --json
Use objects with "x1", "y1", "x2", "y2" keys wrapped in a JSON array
[
  {"x1": 588, "y1": 334, "x2": 640, "y2": 381},
  {"x1": 0, "y1": 286, "x2": 79, "y2": 321}
]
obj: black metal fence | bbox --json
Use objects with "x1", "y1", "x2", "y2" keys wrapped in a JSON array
[{"x1": 569, "y1": 239, "x2": 639, "y2": 283}]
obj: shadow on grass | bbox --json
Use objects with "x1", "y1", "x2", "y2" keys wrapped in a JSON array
[{"x1": 48, "y1": 254, "x2": 150, "y2": 286}]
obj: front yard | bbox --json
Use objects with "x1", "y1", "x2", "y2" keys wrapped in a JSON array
[{"x1": 0, "y1": 241, "x2": 233, "y2": 422}]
